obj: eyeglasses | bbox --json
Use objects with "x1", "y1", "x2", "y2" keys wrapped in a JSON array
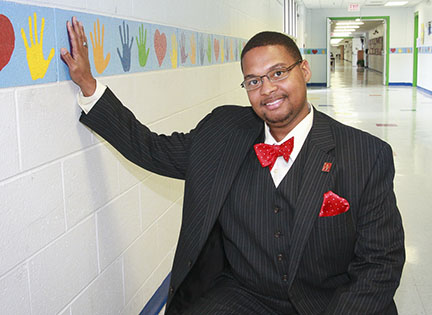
[{"x1": 240, "y1": 59, "x2": 303, "y2": 91}]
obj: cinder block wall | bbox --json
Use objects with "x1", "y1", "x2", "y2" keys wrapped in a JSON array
[{"x1": 0, "y1": 0, "x2": 283, "y2": 314}]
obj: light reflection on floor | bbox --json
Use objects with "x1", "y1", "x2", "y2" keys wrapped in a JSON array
[{"x1": 308, "y1": 59, "x2": 432, "y2": 315}]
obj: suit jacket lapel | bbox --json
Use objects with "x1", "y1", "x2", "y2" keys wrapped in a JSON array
[
  {"x1": 198, "y1": 109, "x2": 263, "y2": 248},
  {"x1": 287, "y1": 109, "x2": 337, "y2": 288}
]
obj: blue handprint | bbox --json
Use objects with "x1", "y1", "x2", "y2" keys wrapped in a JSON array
[
  {"x1": 180, "y1": 32, "x2": 188, "y2": 64},
  {"x1": 117, "y1": 21, "x2": 133, "y2": 72},
  {"x1": 199, "y1": 34, "x2": 205, "y2": 65}
]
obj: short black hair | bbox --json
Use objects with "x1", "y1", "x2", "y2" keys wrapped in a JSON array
[{"x1": 241, "y1": 31, "x2": 302, "y2": 62}]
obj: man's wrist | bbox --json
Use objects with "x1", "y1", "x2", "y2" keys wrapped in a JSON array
[{"x1": 81, "y1": 78, "x2": 97, "y2": 97}]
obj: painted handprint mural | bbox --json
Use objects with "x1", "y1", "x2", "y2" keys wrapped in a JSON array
[
  {"x1": 0, "y1": 15, "x2": 15, "y2": 72},
  {"x1": 180, "y1": 32, "x2": 188, "y2": 65},
  {"x1": 90, "y1": 18, "x2": 110, "y2": 74},
  {"x1": 117, "y1": 21, "x2": 133, "y2": 72},
  {"x1": 154, "y1": 29, "x2": 167, "y2": 67},
  {"x1": 0, "y1": 2, "x2": 246, "y2": 89},
  {"x1": 170, "y1": 33, "x2": 178, "y2": 69},
  {"x1": 136, "y1": 24, "x2": 150, "y2": 67},
  {"x1": 190, "y1": 34, "x2": 197, "y2": 65},
  {"x1": 21, "y1": 13, "x2": 55, "y2": 80}
]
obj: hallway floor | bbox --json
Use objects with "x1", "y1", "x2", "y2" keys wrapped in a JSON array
[{"x1": 307, "y1": 59, "x2": 432, "y2": 314}]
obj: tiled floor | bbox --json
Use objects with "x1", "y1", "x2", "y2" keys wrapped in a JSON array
[{"x1": 309, "y1": 59, "x2": 432, "y2": 314}]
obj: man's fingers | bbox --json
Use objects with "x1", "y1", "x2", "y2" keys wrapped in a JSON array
[{"x1": 60, "y1": 48, "x2": 74, "y2": 67}]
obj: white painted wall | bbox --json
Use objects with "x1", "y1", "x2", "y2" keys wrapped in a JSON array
[{"x1": 0, "y1": 0, "x2": 283, "y2": 314}]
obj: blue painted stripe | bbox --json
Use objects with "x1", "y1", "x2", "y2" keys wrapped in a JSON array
[
  {"x1": 388, "y1": 83, "x2": 412, "y2": 86},
  {"x1": 417, "y1": 85, "x2": 432, "y2": 96},
  {"x1": 140, "y1": 273, "x2": 171, "y2": 315}
]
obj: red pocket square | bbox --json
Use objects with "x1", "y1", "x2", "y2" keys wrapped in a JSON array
[{"x1": 319, "y1": 191, "x2": 350, "y2": 217}]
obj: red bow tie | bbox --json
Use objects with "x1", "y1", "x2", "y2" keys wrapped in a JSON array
[{"x1": 254, "y1": 137, "x2": 294, "y2": 170}]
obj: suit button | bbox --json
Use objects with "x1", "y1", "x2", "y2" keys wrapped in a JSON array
[
  {"x1": 274, "y1": 206, "x2": 280, "y2": 214},
  {"x1": 277, "y1": 254, "x2": 284, "y2": 261},
  {"x1": 169, "y1": 286, "x2": 174, "y2": 295},
  {"x1": 282, "y1": 274, "x2": 288, "y2": 281},
  {"x1": 188, "y1": 260, "x2": 193, "y2": 267},
  {"x1": 274, "y1": 231, "x2": 282, "y2": 238}
]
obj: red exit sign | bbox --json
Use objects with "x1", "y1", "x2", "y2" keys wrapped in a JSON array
[{"x1": 348, "y1": 3, "x2": 360, "y2": 11}]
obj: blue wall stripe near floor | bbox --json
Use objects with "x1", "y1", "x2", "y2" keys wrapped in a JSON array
[
  {"x1": 417, "y1": 85, "x2": 432, "y2": 96},
  {"x1": 388, "y1": 82, "x2": 412, "y2": 86},
  {"x1": 140, "y1": 273, "x2": 171, "y2": 315},
  {"x1": 307, "y1": 83, "x2": 326, "y2": 87}
]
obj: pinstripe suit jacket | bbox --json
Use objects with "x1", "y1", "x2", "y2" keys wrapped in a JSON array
[{"x1": 80, "y1": 88, "x2": 404, "y2": 315}]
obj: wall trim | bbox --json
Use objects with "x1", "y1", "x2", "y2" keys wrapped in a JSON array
[
  {"x1": 388, "y1": 83, "x2": 412, "y2": 86},
  {"x1": 139, "y1": 273, "x2": 171, "y2": 315},
  {"x1": 417, "y1": 85, "x2": 432, "y2": 96},
  {"x1": 307, "y1": 83, "x2": 326, "y2": 87}
]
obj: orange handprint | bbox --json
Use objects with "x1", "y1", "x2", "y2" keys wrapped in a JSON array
[
  {"x1": 21, "y1": 12, "x2": 55, "y2": 80},
  {"x1": 90, "y1": 19, "x2": 110, "y2": 74},
  {"x1": 190, "y1": 34, "x2": 196, "y2": 65}
]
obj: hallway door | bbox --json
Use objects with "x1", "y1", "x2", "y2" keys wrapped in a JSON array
[
  {"x1": 413, "y1": 11, "x2": 419, "y2": 87},
  {"x1": 326, "y1": 18, "x2": 331, "y2": 87}
]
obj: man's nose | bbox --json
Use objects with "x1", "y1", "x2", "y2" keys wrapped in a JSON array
[{"x1": 260, "y1": 76, "x2": 277, "y2": 95}]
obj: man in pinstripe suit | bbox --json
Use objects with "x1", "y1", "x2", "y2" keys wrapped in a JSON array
[{"x1": 62, "y1": 18, "x2": 404, "y2": 314}]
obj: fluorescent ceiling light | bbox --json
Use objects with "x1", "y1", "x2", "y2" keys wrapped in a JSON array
[
  {"x1": 384, "y1": 1, "x2": 407, "y2": 5},
  {"x1": 334, "y1": 29, "x2": 356, "y2": 32},
  {"x1": 335, "y1": 25, "x2": 360, "y2": 29},
  {"x1": 336, "y1": 21, "x2": 364, "y2": 25},
  {"x1": 331, "y1": 33, "x2": 352, "y2": 37}
]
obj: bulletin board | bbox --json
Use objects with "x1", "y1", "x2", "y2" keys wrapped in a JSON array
[{"x1": 368, "y1": 36, "x2": 383, "y2": 55}]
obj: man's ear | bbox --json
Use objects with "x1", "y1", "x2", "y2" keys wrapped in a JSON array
[{"x1": 300, "y1": 59, "x2": 312, "y2": 83}]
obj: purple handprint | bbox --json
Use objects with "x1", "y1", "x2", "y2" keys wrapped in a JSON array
[
  {"x1": 180, "y1": 32, "x2": 188, "y2": 64},
  {"x1": 225, "y1": 38, "x2": 230, "y2": 62},
  {"x1": 199, "y1": 34, "x2": 205, "y2": 65},
  {"x1": 117, "y1": 21, "x2": 134, "y2": 72}
]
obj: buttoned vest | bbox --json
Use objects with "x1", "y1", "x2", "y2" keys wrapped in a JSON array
[{"x1": 218, "y1": 134, "x2": 310, "y2": 313}]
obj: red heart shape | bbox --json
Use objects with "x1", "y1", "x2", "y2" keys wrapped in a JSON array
[
  {"x1": 0, "y1": 14, "x2": 15, "y2": 72},
  {"x1": 312, "y1": 49, "x2": 318, "y2": 54},
  {"x1": 390, "y1": 48, "x2": 396, "y2": 53},
  {"x1": 214, "y1": 39, "x2": 220, "y2": 61},
  {"x1": 154, "y1": 30, "x2": 167, "y2": 66}
]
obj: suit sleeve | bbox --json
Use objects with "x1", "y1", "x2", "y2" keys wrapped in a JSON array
[
  {"x1": 325, "y1": 143, "x2": 405, "y2": 314},
  {"x1": 79, "y1": 87, "x2": 202, "y2": 180}
]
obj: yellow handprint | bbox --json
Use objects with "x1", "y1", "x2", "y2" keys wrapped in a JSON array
[
  {"x1": 21, "y1": 12, "x2": 55, "y2": 80},
  {"x1": 190, "y1": 34, "x2": 196, "y2": 65},
  {"x1": 90, "y1": 19, "x2": 110, "y2": 74},
  {"x1": 170, "y1": 34, "x2": 178, "y2": 69}
]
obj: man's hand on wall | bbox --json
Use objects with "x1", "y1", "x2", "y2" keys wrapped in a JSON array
[{"x1": 61, "y1": 16, "x2": 96, "y2": 97}]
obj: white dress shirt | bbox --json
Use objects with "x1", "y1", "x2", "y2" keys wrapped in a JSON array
[{"x1": 264, "y1": 105, "x2": 314, "y2": 187}]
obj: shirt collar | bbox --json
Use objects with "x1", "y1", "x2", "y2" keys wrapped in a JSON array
[{"x1": 264, "y1": 103, "x2": 314, "y2": 161}]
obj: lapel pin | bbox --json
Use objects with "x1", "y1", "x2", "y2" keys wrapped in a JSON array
[{"x1": 322, "y1": 162, "x2": 332, "y2": 173}]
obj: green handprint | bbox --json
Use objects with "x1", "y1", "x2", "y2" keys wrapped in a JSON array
[
  {"x1": 207, "y1": 35, "x2": 212, "y2": 63},
  {"x1": 21, "y1": 12, "x2": 55, "y2": 80},
  {"x1": 136, "y1": 24, "x2": 149, "y2": 67}
]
